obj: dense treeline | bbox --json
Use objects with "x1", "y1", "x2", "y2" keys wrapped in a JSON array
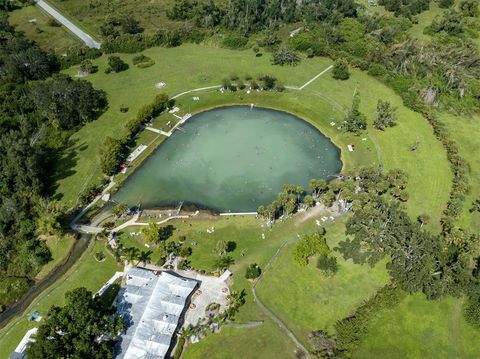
[{"x1": 0, "y1": 13, "x2": 107, "y2": 311}]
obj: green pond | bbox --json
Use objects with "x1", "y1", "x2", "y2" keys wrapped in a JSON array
[{"x1": 113, "y1": 106, "x2": 342, "y2": 212}]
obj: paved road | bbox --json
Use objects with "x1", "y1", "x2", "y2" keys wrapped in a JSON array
[{"x1": 35, "y1": 0, "x2": 101, "y2": 49}]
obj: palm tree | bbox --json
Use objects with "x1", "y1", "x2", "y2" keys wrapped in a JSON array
[
  {"x1": 125, "y1": 247, "x2": 140, "y2": 265},
  {"x1": 137, "y1": 250, "x2": 153, "y2": 266}
]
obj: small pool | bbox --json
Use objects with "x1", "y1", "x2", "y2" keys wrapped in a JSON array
[{"x1": 113, "y1": 106, "x2": 342, "y2": 212}]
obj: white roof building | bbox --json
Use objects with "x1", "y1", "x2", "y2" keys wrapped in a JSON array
[{"x1": 115, "y1": 268, "x2": 198, "y2": 359}]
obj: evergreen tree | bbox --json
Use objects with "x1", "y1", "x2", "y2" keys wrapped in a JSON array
[
  {"x1": 344, "y1": 91, "x2": 366, "y2": 133},
  {"x1": 373, "y1": 99, "x2": 398, "y2": 130}
]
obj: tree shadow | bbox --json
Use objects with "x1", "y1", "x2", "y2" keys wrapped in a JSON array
[
  {"x1": 160, "y1": 225, "x2": 175, "y2": 241},
  {"x1": 226, "y1": 241, "x2": 237, "y2": 253},
  {"x1": 46, "y1": 137, "x2": 88, "y2": 198}
]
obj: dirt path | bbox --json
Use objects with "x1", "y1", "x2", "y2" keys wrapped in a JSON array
[{"x1": 252, "y1": 237, "x2": 310, "y2": 358}]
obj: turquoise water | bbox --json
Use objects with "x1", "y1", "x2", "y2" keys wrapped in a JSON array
[{"x1": 113, "y1": 106, "x2": 342, "y2": 212}]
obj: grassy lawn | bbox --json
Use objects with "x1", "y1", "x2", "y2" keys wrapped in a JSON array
[
  {"x1": 8, "y1": 4, "x2": 78, "y2": 53},
  {"x1": 256, "y1": 219, "x2": 389, "y2": 345},
  {"x1": 440, "y1": 112, "x2": 480, "y2": 232},
  {"x1": 184, "y1": 319, "x2": 299, "y2": 359},
  {"x1": 0, "y1": 240, "x2": 122, "y2": 359},
  {"x1": 306, "y1": 69, "x2": 452, "y2": 232},
  {"x1": 355, "y1": 293, "x2": 480, "y2": 358},
  {"x1": 34, "y1": 235, "x2": 76, "y2": 280}
]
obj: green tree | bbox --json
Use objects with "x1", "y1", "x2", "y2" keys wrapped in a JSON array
[
  {"x1": 459, "y1": 0, "x2": 479, "y2": 17},
  {"x1": 31, "y1": 74, "x2": 107, "y2": 130},
  {"x1": 309, "y1": 179, "x2": 328, "y2": 197},
  {"x1": 332, "y1": 58, "x2": 350, "y2": 80},
  {"x1": 439, "y1": 0, "x2": 454, "y2": 8},
  {"x1": 26, "y1": 287, "x2": 122, "y2": 359},
  {"x1": 112, "y1": 203, "x2": 128, "y2": 217},
  {"x1": 417, "y1": 213, "x2": 430, "y2": 228},
  {"x1": 344, "y1": 91, "x2": 366, "y2": 133},
  {"x1": 214, "y1": 255, "x2": 235, "y2": 270},
  {"x1": 293, "y1": 230, "x2": 330, "y2": 266},
  {"x1": 141, "y1": 223, "x2": 162, "y2": 244},
  {"x1": 80, "y1": 59, "x2": 98, "y2": 74},
  {"x1": 125, "y1": 247, "x2": 140, "y2": 265},
  {"x1": 373, "y1": 99, "x2": 398, "y2": 130},
  {"x1": 35, "y1": 199, "x2": 63, "y2": 236},
  {"x1": 99, "y1": 136, "x2": 123, "y2": 175},
  {"x1": 245, "y1": 263, "x2": 261, "y2": 279},
  {"x1": 107, "y1": 55, "x2": 129, "y2": 72}
]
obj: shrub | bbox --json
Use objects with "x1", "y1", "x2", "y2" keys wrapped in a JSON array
[
  {"x1": 464, "y1": 296, "x2": 480, "y2": 328},
  {"x1": 137, "y1": 59, "x2": 155, "y2": 68},
  {"x1": 222, "y1": 33, "x2": 248, "y2": 49},
  {"x1": 332, "y1": 58, "x2": 350, "y2": 80},
  {"x1": 58, "y1": 46, "x2": 102, "y2": 70},
  {"x1": 272, "y1": 45, "x2": 300, "y2": 66},
  {"x1": 47, "y1": 18, "x2": 61, "y2": 27},
  {"x1": 94, "y1": 251, "x2": 105, "y2": 261},
  {"x1": 80, "y1": 59, "x2": 98, "y2": 74},
  {"x1": 258, "y1": 74, "x2": 277, "y2": 90},
  {"x1": 107, "y1": 55, "x2": 129, "y2": 72},
  {"x1": 132, "y1": 54, "x2": 148, "y2": 65},
  {"x1": 245, "y1": 263, "x2": 261, "y2": 279}
]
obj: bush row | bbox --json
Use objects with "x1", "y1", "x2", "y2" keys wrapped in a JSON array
[
  {"x1": 331, "y1": 284, "x2": 405, "y2": 355},
  {"x1": 102, "y1": 28, "x2": 209, "y2": 54},
  {"x1": 421, "y1": 110, "x2": 470, "y2": 233}
]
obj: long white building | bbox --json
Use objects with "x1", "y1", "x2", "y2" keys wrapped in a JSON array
[{"x1": 115, "y1": 268, "x2": 198, "y2": 359}]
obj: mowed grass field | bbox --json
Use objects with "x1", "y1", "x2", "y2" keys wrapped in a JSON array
[
  {"x1": 356, "y1": 293, "x2": 480, "y2": 358},
  {"x1": 0, "y1": 240, "x2": 122, "y2": 359},
  {"x1": 256, "y1": 219, "x2": 389, "y2": 345},
  {"x1": 307, "y1": 70, "x2": 452, "y2": 232}
]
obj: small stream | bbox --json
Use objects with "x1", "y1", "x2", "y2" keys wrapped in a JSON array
[{"x1": 0, "y1": 233, "x2": 91, "y2": 329}]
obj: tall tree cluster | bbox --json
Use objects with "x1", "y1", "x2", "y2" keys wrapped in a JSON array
[
  {"x1": 26, "y1": 287, "x2": 123, "y2": 359},
  {"x1": 0, "y1": 13, "x2": 108, "y2": 311}
]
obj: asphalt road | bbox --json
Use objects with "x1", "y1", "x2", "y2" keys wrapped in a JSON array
[{"x1": 35, "y1": 0, "x2": 101, "y2": 49}]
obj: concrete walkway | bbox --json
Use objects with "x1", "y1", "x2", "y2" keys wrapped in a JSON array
[
  {"x1": 145, "y1": 126, "x2": 171, "y2": 137},
  {"x1": 95, "y1": 271, "x2": 124, "y2": 296},
  {"x1": 35, "y1": 0, "x2": 101, "y2": 49},
  {"x1": 111, "y1": 213, "x2": 189, "y2": 233},
  {"x1": 70, "y1": 179, "x2": 115, "y2": 229},
  {"x1": 298, "y1": 65, "x2": 333, "y2": 90}
]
